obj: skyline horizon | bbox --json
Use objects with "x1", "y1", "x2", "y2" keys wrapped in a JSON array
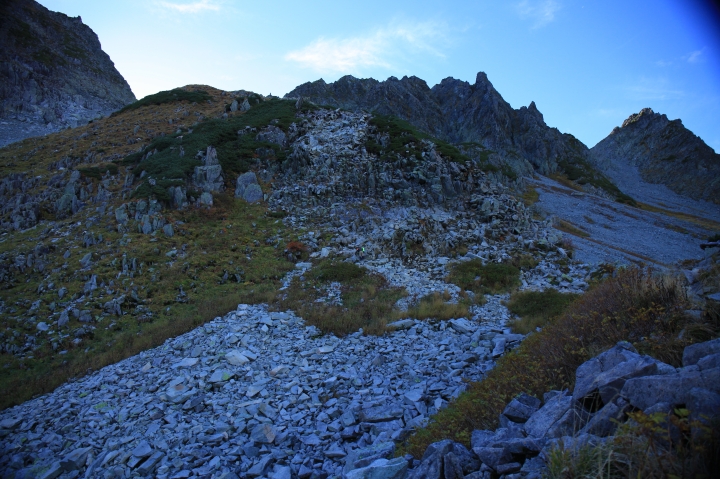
[{"x1": 35, "y1": 0, "x2": 720, "y2": 153}]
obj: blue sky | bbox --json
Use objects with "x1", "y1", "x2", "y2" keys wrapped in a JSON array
[{"x1": 38, "y1": 0, "x2": 720, "y2": 151}]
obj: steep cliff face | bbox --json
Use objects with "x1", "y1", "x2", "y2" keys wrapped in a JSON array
[
  {"x1": 0, "y1": 0, "x2": 135, "y2": 144},
  {"x1": 590, "y1": 108, "x2": 720, "y2": 203},
  {"x1": 286, "y1": 72, "x2": 588, "y2": 175}
]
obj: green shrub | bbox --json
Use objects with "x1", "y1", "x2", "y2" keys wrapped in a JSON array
[
  {"x1": 368, "y1": 115, "x2": 469, "y2": 164},
  {"x1": 545, "y1": 410, "x2": 720, "y2": 479},
  {"x1": 507, "y1": 289, "x2": 579, "y2": 334},
  {"x1": 114, "y1": 88, "x2": 212, "y2": 115},
  {"x1": 118, "y1": 98, "x2": 304, "y2": 202},
  {"x1": 311, "y1": 261, "x2": 366, "y2": 282},
  {"x1": 77, "y1": 164, "x2": 119, "y2": 179},
  {"x1": 447, "y1": 259, "x2": 520, "y2": 295},
  {"x1": 278, "y1": 269, "x2": 405, "y2": 336}
]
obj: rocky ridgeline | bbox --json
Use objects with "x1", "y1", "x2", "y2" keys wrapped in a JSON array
[
  {"x1": 285, "y1": 74, "x2": 588, "y2": 176},
  {"x1": 0, "y1": 0, "x2": 136, "y2": 147},
  {"x1": 0, "y1": 299, "x2": 526, "y2": 479}
]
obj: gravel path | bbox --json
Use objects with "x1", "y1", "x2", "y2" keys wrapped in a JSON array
[{"x1": 529, "y1": 175, "x2": 718, "y2": 267}]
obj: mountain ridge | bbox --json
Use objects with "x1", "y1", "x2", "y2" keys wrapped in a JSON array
[{"x1": 286, "y1": 72, "x2": 589, "y2": 176}]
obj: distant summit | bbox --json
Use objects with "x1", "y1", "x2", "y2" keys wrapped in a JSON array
[
  {"x1": 286, "y1": 73, "x2": 588, "y2": 175},
  {"x1": 0, "y1": 0, "x2": 135, "y2": 146},
  {"x1": 590, "y1": 108, "x2": 720, "y2": 202}
]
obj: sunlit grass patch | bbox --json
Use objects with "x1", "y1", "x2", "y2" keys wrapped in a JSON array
[
  {"x1": 522, "y1": 186, "x2": 539, "y2": 206},
  {"x1": 555, "y1": 218, "x2": 590, "y2": 238},
  {"x1": 398, "y1": 291, "x2": 473, "y2": 322}
]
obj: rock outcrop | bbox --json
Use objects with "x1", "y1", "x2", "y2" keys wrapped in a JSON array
[
  {"x1": 0, "y1": 0, "x2": 136, "y2": 146},
  {"x1": 397, "y1": 338, "x2": 720, "y2": 479},
  {"x1": 590, "y1": 108, "x2": 720, "y2": 203},
  {"x1": 286, "y1": 73, "x2": 588, "y2": 175}
]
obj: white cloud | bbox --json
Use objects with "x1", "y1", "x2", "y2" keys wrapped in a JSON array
[
  {"x1": 684, "y1": 48, "x2": 705, "y2": 64},
  {"x1": 655, "y1": 60, "x2": 672, "y2": 67},
  {"x1": 157, "y1": 0, "x2": 220, "y2": 14},
  {"x1": 285, "y1": 21, "x2": 448, "y2": 72},
  {"x1": 625, "y1": 77, "x2": 684, "y2": 101},
  {"x1": 516, "y1": 0, "x2": 560, "y2": 29}
]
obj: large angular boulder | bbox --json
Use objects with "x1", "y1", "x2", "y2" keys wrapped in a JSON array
[
  {"x1": 575, "y1": 352, "x2": 670, "y2": 410},
  {"x1": 193, "y1": 146, "x2": 224, "y2": 192},
  {"x1": 256, "y1": 125, "x2": 286, "y2": 146},
  {"x1": 683, "y1": 338, "x2": 720, "y2": 367},
  {"x1": 235, "y1": 172, "x2": 263, "y2": 202},
  {"x1": 344, "y1": 442, "x2": 395, "y2": 475},
  {"x1": 345, "y1": 458, "x2": 408, "y2": 479},
  {"x1": 620, "y1": 366, "x2": 720, "y2": 411},
  {"x1": 502, "y1": 393, "x2": 541, "y2": 423},
  {"x1": 523, "y1": 390, "x2": 574, "y2": 438}
]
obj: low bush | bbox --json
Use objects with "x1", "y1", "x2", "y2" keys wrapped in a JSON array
[
  {"x1": 545, "y1": 410, "x2": 720, "y2": 479},
  {"x1": 119, "y1": 98, "x2": 305, "y2": 203},
  {"x1": 368, "y1": 115, "x2": 469, "y2": 164},
  {"x1": 278, "y1": 271, "x2": 405, "y2": 336},
  {"x1": 311, "y1": 261, "x2": 366, "y2": 282},
  {"x1": 114, "y1": 88, "x2": 212, "y2": 115},
  {"x1": 510, "y1": 253, "x2": 539, "y2": 270},
  {"x1": 398, "y1": 291, "x2": 472, "y2": 322},
  {"x1": 447, "y1": 259, "x2": 520, "y2": 295},
  {"x1": 507, "y1": 288, "x2": 580, "y2": 334},
  {"x1": 401, "y1": 268, "x2": 717, "y2": 458}
]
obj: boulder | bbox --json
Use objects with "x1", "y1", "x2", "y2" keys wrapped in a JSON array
[
  {"x1": 198, "y1": 192, "x2": 213, "y2": 207},
  {"x1": 235, "y1": 172, "x2": 257, "y2": 193},
  {"x1": 574, "y1": 354, "x2": 664, "y2": 410},
  {"x1": 250, "y1": 423, "x2": 277, "y2": 444},
  {"x1": 502, "y1": 393, "x2": 541, "y2": 423},
  {"x1": 346, "y1": 458, "x2": 408, "y2": 479},
  {"x1": 472, "y1": 447, "x2": 512, "y2": 470},
  {"x1": 573, "y1": 341, "x2": 639, "y2": 405},
  {"x1": 256, "y1": 125, "x2": 286, "y2": 146},
  {"x1": 344, "y1": 442, "x2": 396, "y2": 474},
  {"x1": 243, "y1": 184, "x2": 263, "y2": 203},
  {"x1": 686, "y1": 387, "x2": 720, "y2": 423},
  {"x1": 620, "y1": 367, "x2": 720, "y2": 411},
  {"x1": 407, "y1": 439, "x2": 453, "y2": 479},
  {"x1": 683, "y1": 338, "x2": 720, "y2": 367},
  {"x1": 59, "y1": 447, "x2": 93, "y2": 472},
  {"x1": 523, "y1": 390, "x2": 573, "y2": 438},
  {"x1": 579, "y1": 398, "x2": 628, "y2": 437}
]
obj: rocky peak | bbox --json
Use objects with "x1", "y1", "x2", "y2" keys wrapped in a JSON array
[
  {"x1": 0, "y1": 0, "x2": 136, "y2": 146},
  {"x1": 590, "y1": 108, "x2": 720, "y2": 202},
  {"x1": 620, "y1": 107, "x2": 657, "y2": 128}
]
